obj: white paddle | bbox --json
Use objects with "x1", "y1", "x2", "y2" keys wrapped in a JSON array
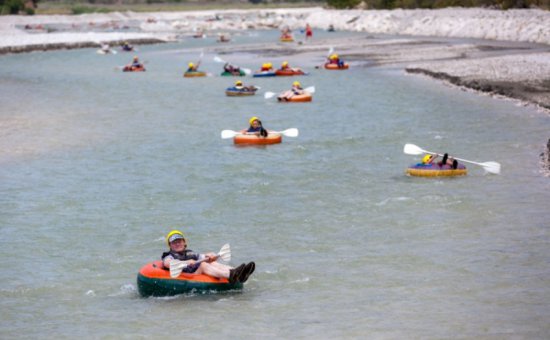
[
  {"x1": 169, "y1": 244, "x2": 231, "y2": 278},
  {"x1": 264, "y1": 86, "x2": 315, "y2": 99},
  {"x1": 315, "y1": 47, "x2": 333, "y2": 69},
  {"x1": 221, "y1": 128, "x2": 299, "y2": 139},
  {"x1": 403, "y1": 143, "x2": 501, "y2": 174}
]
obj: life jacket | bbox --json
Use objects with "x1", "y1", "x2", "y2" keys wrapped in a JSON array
[{"x1": 161, "y1": 249, "x2": 199, "y2": 269}]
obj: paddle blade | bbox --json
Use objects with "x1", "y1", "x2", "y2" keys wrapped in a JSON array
[
  {"x1": 218, "y1": 244, "x2": 231, "y2": 262},
  {"x1": 403, "y1": 143, "x2": 426, "y2": 155},
  {"x1": 304, "y1": 86, "x2": 315, "y2": 94},
  {"x1": 264, "y1": 92, "x2": 276, "y2": 99},
  {"x1": 327, "y1": 46, "x2": 334, "y2": 56},
  {"x1": 169, "y1": 260, "x2": 186, "y2": 278},
  {"x1": 481, "y1": 161, "x2": 501, "y2": 174},
  {"x1": 221, "y1": 130, "x2": 238, "y2": 139},
  {"x1": 213, "y1": 56, "x2": 225, "y2": 63},
  {"x1": 242, "y1": 68, "x2": 252, "y2": 75},
  {"x1": 281, "y1": 128, "x2": 299, "y2": 137}
]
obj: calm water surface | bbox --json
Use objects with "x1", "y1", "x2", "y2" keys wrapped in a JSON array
[{"x1": 1, "y1": 31, "x2": 549, "y2": 339}]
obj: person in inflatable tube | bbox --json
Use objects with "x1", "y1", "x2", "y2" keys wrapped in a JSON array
[
  {"x1": 245, "y1": 116, "x2": 268, "y2": 137},
  {"x1": 186, "y1": 62, "x2": 201, "y2": 73},
  {"x1": 278, "y1": 81, "x2": 304, "y2": 101},
  {"x1": 125, "y1": 56, "x2": 143, "y2": 70},
  {"x1": 162, "y1": 230, "x2": 255, "y2": 284},
  {"x1": 231, "y1": 80, "x2": 256, "y2": 92},
  {"x1": 260, "y1": 62, "x2": 273, "y2": 72},
  {"x1": 420, "y1": 153, "x2": 458, "y2": 169},
  {"x1": 327, "y1": 54, "x2": 345, "y2": 68},
  {"x1": 223, "y1": 62, "x2": 241, "y2": 75}
]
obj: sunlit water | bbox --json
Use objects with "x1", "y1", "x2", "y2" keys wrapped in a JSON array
[{"x1": 1, "y1": 31, "x2": 549, "y2": 339}]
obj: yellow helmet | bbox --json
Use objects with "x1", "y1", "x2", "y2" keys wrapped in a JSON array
[
  {"x1": 249, "y1": 116, "x2": 259, "y2": 125},
  {"x1": 293, "y1": 81, "x2": 301, "y2": 87},
  {"x1": 262, "y1": 63, "x2": 267, "y2": 68},
  {"x1": 166, "y1": 230, "x2": 185, "y2": 246},
  {"x1": 235, "y1": 80, "x2": 243, "y2": 86},
  {"x1": 188, "y1": 62, "x2": 194, "y2": 68},
  {"x1": 282, "y1": 61, "x2": 288, "y2": 67},
  {"x1": 422, "y1": 154, "x2": 432, "y2": 164},
  {"x1": 267, "y1": 62, "x2": 272, "y2": 68}
]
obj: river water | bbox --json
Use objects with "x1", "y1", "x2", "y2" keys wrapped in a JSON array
[{"x1": 1, "y1": 31, "x2": 549, "y2": 339}]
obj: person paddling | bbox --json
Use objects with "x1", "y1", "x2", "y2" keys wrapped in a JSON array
[
  {"x1": 162, "y1": 230, "x2": 255, "y2": 284},
  {"x1": 278, "y1": 81, "x2": 305, "y2": 101},
  {"x1": 244, "y1": 117, "x2": 268, "y2": 137},
  {"x1": 186, "y1": 61, "x2": 200, "y2": 73},
  {"x1": 224, "y1": 62, "x2": 242, "y2": 75},
  {"x1": 421, "y1": 153, "x2": 458, "y2": 169},
  {"x1": 327, "y1": 54, "x2": 345, "y2": 68}
]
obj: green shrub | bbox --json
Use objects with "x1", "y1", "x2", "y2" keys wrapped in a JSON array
[{"x1": 1, "y1": 0, "x2": 24, "y2": 14}]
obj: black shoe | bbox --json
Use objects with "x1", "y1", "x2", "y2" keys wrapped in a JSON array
[
  {"x1": 238, "y1": 262, "x2": 256, "y2": 283},
  {"x1": 453, "y1": 159, "x2": 458, "y2": 169},
  {"x1": 229, "y1": 264, "x2": 246, "y2": 284},
  {"x1": 442, "y1": 153, "x2": 448, "y2": 165}
]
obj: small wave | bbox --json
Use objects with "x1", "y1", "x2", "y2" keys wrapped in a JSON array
[
  {"x1": 85, "y1": 290, "x2": 95, "y2": 296},
  {"x1": 292, "y1": 277, "x2": 310, "y2": 284}
]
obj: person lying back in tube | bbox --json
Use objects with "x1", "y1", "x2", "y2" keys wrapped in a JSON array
[
  {"x1": 421, "y1": 153, "x2": 458, "y2": 169},
  {"x1": 162, "y1": 230, "x2": 255, "y2": 284}
]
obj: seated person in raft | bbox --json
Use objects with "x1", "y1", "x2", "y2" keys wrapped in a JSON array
[
  {"x1": 186, "y1": 62, "x2": 200, "y2": 73},
  {"x1": 162, "y1": 230, "x2": 255, "y2": 284},
  {"x1": 278, "y1": 81, "x2": 304, "y2": 101},
  {"x1": 224, "y1": 62, "x2": 241, "y2": 75},
  {"x1": 260, "y1": 62, "x2": 274, "y2": 72},
  {"x1": 233, "y1": 80, "x2": 256, "y2": 92},
  {"x1": 126, "y1": 56, "x2": 143, "y2": 69},
  {"x1": 279, "y1": 61, "x2": 301, "y2": 72},
  {"x1": 244, "y1": 116, "x2": 268, "y2": 137},
  {"x1": 421, "y1": 153, "x2": 458, "y2": 169},
  {"x1": 327, "y1": 54, "x2": 345, "y2": 68},
  {"x1": 122, "y1": 41, "x2": 133, "y2": 51}
]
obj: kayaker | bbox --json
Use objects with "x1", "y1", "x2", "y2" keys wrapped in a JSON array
[
  {"x1": 280, "y1": 61, "x2": 290, "y2": 70},
  {"x1": 260, "y1": 62, "x2": 273, "y2": 72},
  {"x1": 421, "y1": 153, "x2": 458, "y2": 169},
  {"x1": 224, "y1": 62, "x2": 241, "y2": 75},
  {"x1": 122, "y1": 41, "x2": 133, "y2": 52},
  {"x1": 246, "y1": 116, "x2": 268, "y2": 137},
  {"x1": 278, "y1": 81, "x2": 304, "y2": 101},
  {"x1": 187, "y1": 62, "x2": 200, "y2": 73},
  {"x1": 127, "y1": 56, "x2": 143, "y2": 69},
  {"x1": 101, "y1": 43, "x2": 111, "y2": 54},
  {"x1": 234, "y1": 80, "x2": 244, "y2": 90},
  {"x1": 162, "y1": 230, "x2": 255, "y2": 284},
  {"x1": 327, "y1": 54, "x2": 345, "y2": 68}
]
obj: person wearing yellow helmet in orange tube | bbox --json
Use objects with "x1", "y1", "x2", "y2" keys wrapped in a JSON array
[
  {"x1": 162, "y1": 230, "x2": 255, "y2": 284},
  {"x1": 327, "y1": 53, "x2": 346, "y2": 68},
  {"x1": 278, "y1": 81, "x2": 305, "y2": 101},
  {"x1": 244, "y1": 116, "x2": 268, "y2": 137}
]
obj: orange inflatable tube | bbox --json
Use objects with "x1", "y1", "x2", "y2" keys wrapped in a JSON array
[
  {"x1": 324, "y1": 63, "x2": 349, "y2": 70},
  {"x1": 278, "y1": 93, "x2": 312, "y2": 102},
  {"x1": 234, "y1": 131, "x2": 282, "y2": 145}
]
